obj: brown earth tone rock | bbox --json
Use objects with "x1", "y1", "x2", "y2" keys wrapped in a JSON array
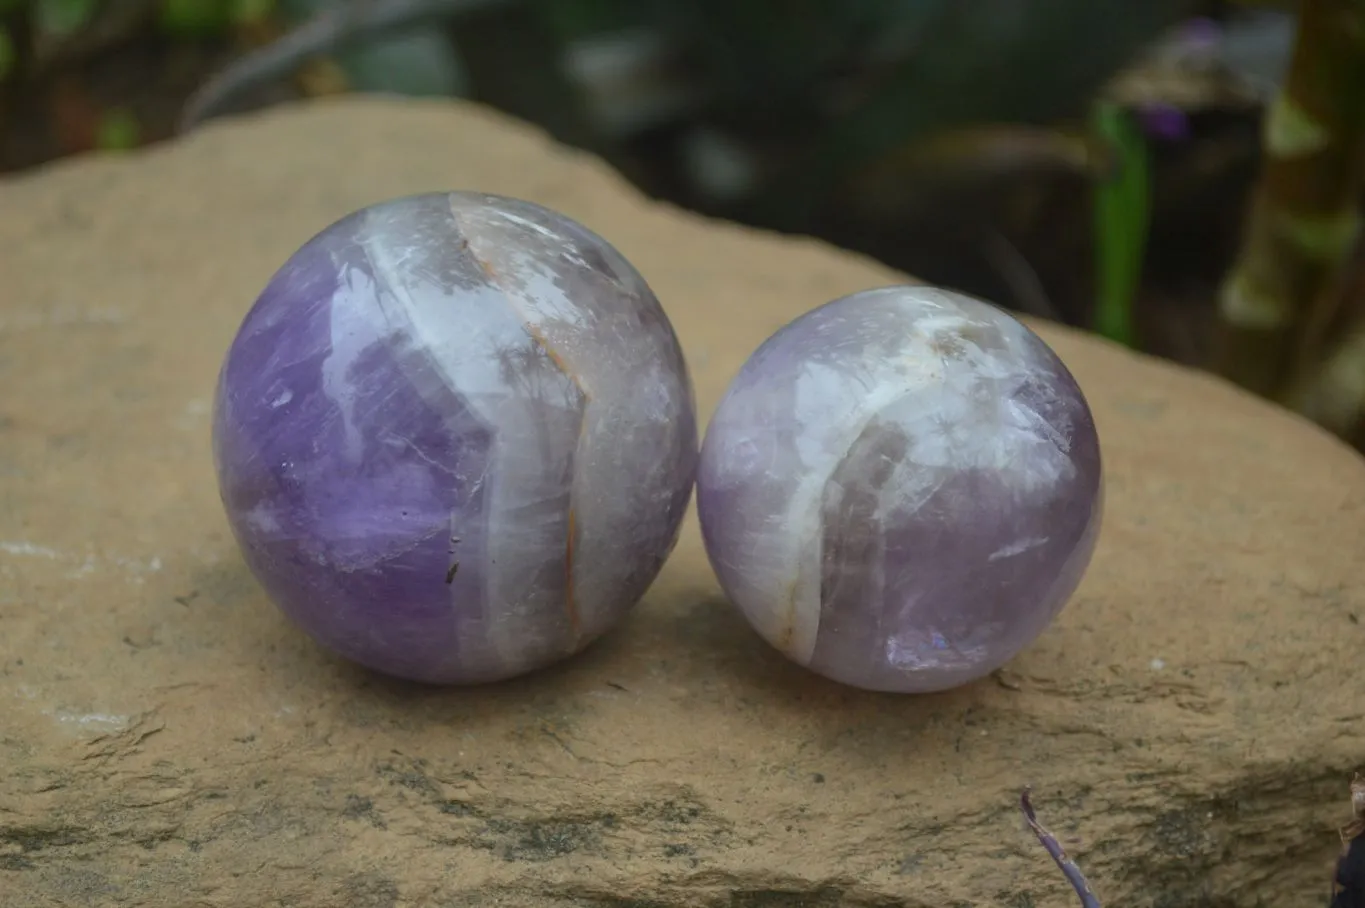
[{"x1": 1, "y1": 98, "x2": 1363, "y2": 908}]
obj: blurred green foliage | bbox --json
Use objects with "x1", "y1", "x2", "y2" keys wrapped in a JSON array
[
  {"x1": 278, "y1": 0, "x2": 467, "y2": 98},
  {"x1": 158, "y1": 0, "x2": 275, "y2": 37},
  {"x1": 33, "y1": 0, "x2": 99, "y2": 36},
  {"x1": 0, "y1": 0, "x2": 98, "y2": 57},
  {"x1": 0, "y1": 0, "x2": 1226, "y2": 347},
  {"x1": 95, "y1": 106, "x2": 139, "y2": 148},
  {"x1": 0, "y1": 0, "x2": 272, "y2": 64},
  {"x1": 0, "y1": 21, "x2": 13, "y2": 79}
]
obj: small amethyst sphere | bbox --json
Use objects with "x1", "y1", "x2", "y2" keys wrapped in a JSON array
[
  {"x1": 696, "y1": 286, "x2": 1102, "y2": 693},
  {"x1": 212, "y1": 192, "x2": 698, "y2": 685}
]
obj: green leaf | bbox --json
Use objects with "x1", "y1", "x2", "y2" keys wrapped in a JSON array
[{"x1": 1090, "y1": 101, "x2": 1150, "y2": 348}]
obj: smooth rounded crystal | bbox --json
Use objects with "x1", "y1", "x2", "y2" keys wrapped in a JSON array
[
  {"x1": 212, "y1": 192, "x2": 698, "y2": 685},
  {"x1": 696, "y1": 286, "x2": 1102, "y2": 693}
]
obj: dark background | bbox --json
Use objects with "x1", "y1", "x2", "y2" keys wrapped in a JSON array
[{"x1": 0, "y1": 0, "x2": 1327, "y2": 381}]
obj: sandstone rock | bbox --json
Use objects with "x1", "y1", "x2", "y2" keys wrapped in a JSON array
[{"x1": 1, "y1": 98, "x2": 1362, "y2": 908}]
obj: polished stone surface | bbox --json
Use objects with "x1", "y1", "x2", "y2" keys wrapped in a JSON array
[
  {"x1": 213, "y1": 191, "x2": 698, "y2": 684},
  {"x1": 697, "y1": 286, "x2": 1103, "y2": 692}
]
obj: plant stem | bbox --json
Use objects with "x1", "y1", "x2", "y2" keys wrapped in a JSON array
[
  {"x1": 1020, "y1": 789, "x2": 1103, "y2": 908},
  {"x1": 1091, "y1": 101, "x2": 1150, "y2": 348},
  {"x1": 1212, "y1": 0, "x2": 1365, "y2": 398}
]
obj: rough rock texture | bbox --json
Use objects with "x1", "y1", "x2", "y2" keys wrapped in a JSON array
[{"x1": 0, "y1": 98, "x2": 1363, "y2": 908}]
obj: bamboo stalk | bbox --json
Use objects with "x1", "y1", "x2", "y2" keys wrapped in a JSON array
[{"x1": 1212, "y1": 0, "x2": 1365, "y2": 397}]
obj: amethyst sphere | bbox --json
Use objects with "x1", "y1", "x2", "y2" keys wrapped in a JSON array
[
  {"x1": 212, "y1": 192, "x2": 697, "y2": 685},
  {"x1": 696, "y1": 286, "x2": 1102, "y2": 693}
]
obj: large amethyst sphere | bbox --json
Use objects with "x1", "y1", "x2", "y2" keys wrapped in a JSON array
[
  {"x1": 212, "y1": 192, "x2": 698, "y2": 685},
  {"x1": 696, "y1": 286, "x2": 1102, "y2": 693}
]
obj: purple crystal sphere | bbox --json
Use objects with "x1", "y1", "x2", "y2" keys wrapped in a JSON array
[
  {"x1": 696, "y1": 286, "x2": 1102, "y2": 693},
  {"x1": 212, "y1": 192, "x2": 698, "y2": 685}
]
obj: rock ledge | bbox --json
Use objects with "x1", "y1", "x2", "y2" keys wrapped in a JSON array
[{"x1": 1, "y1": 97, "x2": 1363, "y2": 908}]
